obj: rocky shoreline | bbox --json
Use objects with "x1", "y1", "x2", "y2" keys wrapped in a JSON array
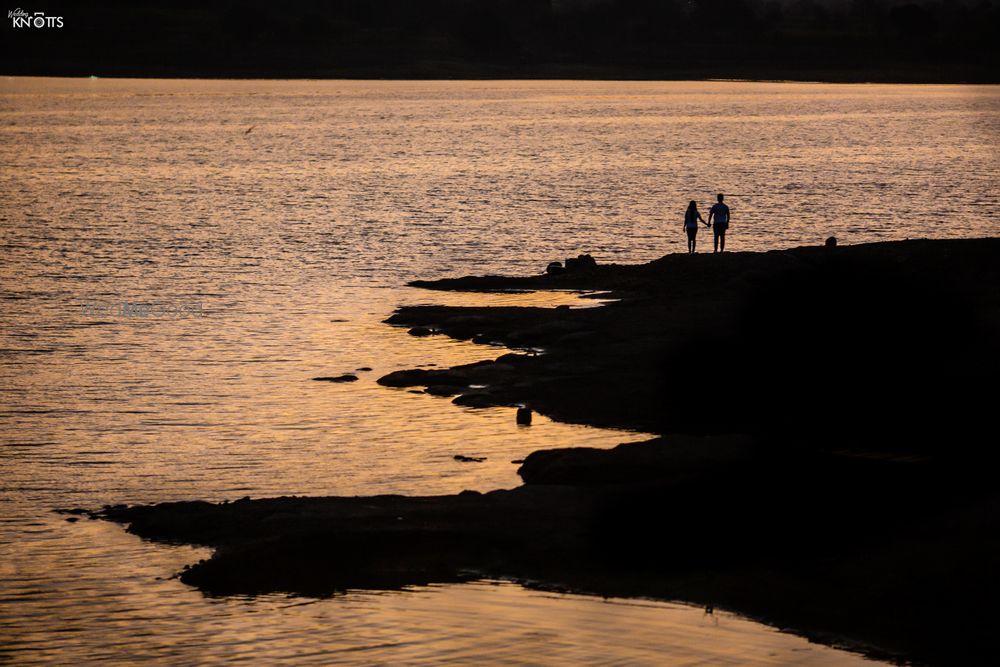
[{"x1": 89, "y1": 238, "x2": 1000, "y2": 665}]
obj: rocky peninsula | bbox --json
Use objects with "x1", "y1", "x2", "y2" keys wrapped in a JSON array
[{"x1": 91, "y1": 239, "x2": 1000, "y2": 665}]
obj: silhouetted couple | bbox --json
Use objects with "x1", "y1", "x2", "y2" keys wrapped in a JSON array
[{"x1": 683, "y1": 194, "x2": 731, "y2": 254}]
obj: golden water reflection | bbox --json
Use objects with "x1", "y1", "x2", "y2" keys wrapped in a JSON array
[
  {"x1": 4, "y1": 518, "x2": 878, "y2": 666},
  {"x1": 5, "y1": 76, "x2": 985, "y2": 664}
]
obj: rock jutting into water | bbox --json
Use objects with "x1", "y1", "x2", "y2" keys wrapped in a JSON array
[
  {"x1": 408, "y1": 326, "x2": 435, "y2": 337},
  {"x1": 95, "y1": 238, "x2": 1000, "y2": 666},
  {"x1": 312, "y1": 374, "x2": 359, "y2": 383},
  {"x1": 516, "y1": 407, "x2": 532, "y2": 425},
  {"x1": 564, "y1": 253, "x2": 597, "y2": 272}
]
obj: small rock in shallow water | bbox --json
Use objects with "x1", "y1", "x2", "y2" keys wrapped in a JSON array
[
  {"x1": 546, "y1": 261, "x2": 565, "y2": 275},
  {"x1": 408, "y1": 326, "x2": 434, "y2": 337},
  {"x1": 454, "y1": 455, "x2": 487, "y2": 463},
  {"x1": 356, "y1": 367, "x2": 372, "y2": 372},
  {"x1": 516, "y1": 406, "x2": 533, "y2": 425},
  {"x1": 825, "y1": 236, "x2": 838, "y2": 247},
  {"x1": 313, "y1": 374, "x2": 358, "y2": 383}
]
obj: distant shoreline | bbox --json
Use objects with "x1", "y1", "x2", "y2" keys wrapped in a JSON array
[
  {"x1": 9, "y1": 1, "x2": 997, "y2": 88},
  {"x1": 5, "y1": 69, "x2": 999, "y2": 85}
]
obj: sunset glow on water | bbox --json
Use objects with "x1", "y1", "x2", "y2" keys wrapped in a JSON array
[{"x1": 3, "y1": 77, "x2": 997, "y2": 663}]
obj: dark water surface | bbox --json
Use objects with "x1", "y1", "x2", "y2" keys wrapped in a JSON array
[{"x1": 3, "y1": 77, "x2": 998, "y2": 664}]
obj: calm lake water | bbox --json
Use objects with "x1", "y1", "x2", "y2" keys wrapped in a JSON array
[{"x1": 2, "y1": 77, "x2": 998, "y2": 664}]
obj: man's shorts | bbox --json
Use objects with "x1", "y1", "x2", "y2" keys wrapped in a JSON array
[{"x1": 713, "y1": 223, "x2": 728, "y2": 235}]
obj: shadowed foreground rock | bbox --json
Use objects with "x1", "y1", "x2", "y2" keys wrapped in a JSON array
[
  {"x1": 98, "y1": 435, "x2": 1000, "y2": 665},
  {"x1": 95, "y1": 239, "x2": 1000, "y2": 666}
]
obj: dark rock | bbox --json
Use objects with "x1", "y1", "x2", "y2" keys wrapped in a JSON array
[
  {"x1": 425, "y1": 385, "x2": 461, "y2": 397},
  {"x1": 443, "y1": 326, "x2": 477, "y2": 340},
  {"x1": 517, "y1": 320, "x2": 584, "y2": 341},
  {"x1": 540, "y1": 360, "x2": 597, "y2": 374},
  {"x1": 555, "y1": 331, "x2": 596, "y2": 346},
  {"x1": 452, "y1": 392, "x2": 497, "y2": 408},
  {"x1": 444, "y1": 315, "x2": 489, "y2": 327},
  {"x1": 565, "y1": 254, "x2": 597, "y2": 272},
  {"x1": 517, "y1": 435, "x2": 757, "y2": 486},
  {"x1": 516, "y1": 406, "x2": 533, "y2": 425},
  {"x1": 408, "y1": 326, "x2": 435, "y2": 337},
  {"x1": 380, "y1": 368, "x2": 473, "y2": 390},
  {"x1": 826, "y1": 236, "x2": 838, "y2": 247},
  {"x1": 378, "y1": 369, "x2": 434, "y2": 387},
  {"x1": 435, "y1": 371, "x2": 473, "y2": 386},
  {"x1": 453, "y1": 454, "x2": 487, "y2": 462},
  {"x1": 546, "y1": 261, "x2": 565, "y2": 275},
  {"x1": 356, "y1": 367, "x2": 373, "y2": 372},
  {"x1": 472, "y1": 335, "x2": 508, "y2": 347},
  {"x1": 55, "y1": 508, "x2": 89, "y2": 515},
  {"x1": 464, "y1": 362, "x2": 516, "y2": 383},
  {"x1": 313, "y1": 374, "x2": 358, "y2": 383}
]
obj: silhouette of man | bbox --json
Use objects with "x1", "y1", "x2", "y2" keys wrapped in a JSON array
[{"x1": 708, "y1": 194, "x2": 731, "y2": 253}]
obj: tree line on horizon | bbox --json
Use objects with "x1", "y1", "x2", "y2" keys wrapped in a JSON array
[{"x1": 5, "y1": 0, "x2": 999, "y2": 81}]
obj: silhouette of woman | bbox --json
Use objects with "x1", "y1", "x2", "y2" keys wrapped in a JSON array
[{"x1": 684, "y1": 200, "x2": 708, "y2": 254}]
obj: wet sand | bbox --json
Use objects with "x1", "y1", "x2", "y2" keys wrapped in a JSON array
[{"x1": 90, "y1": 238, "x2": 1000, "y2": 665}]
